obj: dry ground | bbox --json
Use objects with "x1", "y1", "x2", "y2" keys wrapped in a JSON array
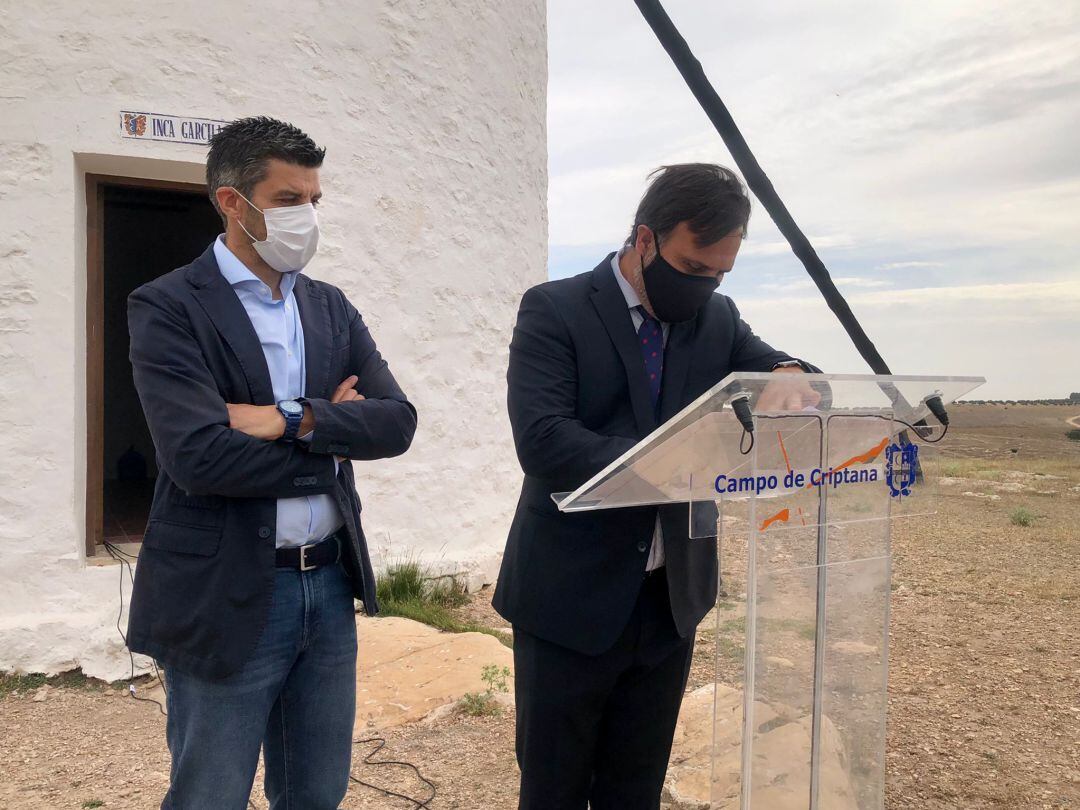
[{"x1": 1, "y1": 404, "x2": 1077, "y2": 809}]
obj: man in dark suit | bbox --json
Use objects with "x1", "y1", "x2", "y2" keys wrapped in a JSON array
[
  {"x1": 493, "y1": 163, "x2": 819, "y2": 809},
  {"x1": 126, "y1": 117, "x2": 417, "y2": 810}
]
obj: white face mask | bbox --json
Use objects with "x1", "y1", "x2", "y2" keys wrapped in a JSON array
[{"x1": 234, "y1": 190, "x2": 320, "y2": 273}]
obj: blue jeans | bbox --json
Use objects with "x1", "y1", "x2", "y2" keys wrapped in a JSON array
[{"x1": 161, "y1": 561, "x2": 358, "y2": 810}]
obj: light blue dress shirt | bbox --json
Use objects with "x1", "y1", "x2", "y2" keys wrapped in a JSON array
[{"x1": 214, "y1": 236, "x2": 343, "y2": 548}]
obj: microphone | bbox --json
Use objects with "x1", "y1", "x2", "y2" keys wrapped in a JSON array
[
  {"x1": 729, "y1": 392, "x2": 756, "y2": 455},
  {"x1": 924, "y1": 391, "x2": 950, "y2": 426},
  {"x1": 729, "y1": 392, "x2": 755, "y2": 435}
]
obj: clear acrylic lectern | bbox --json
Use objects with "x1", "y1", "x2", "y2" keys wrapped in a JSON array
[{"x1": 553, "y1": 373, "x2": 985, "y2": 810}]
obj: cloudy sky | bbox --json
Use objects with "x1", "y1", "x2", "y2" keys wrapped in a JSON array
[{"x1": 546, "y1": 0, "x2": 1080, "y2": 400}]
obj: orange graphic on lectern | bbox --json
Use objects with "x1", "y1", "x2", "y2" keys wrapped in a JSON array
[
  {"x1": 760, "y1": 509, "x2": 790, "y2": 531},
  {"x1": 758, "y1": 436, "x2": 889, "y2": 531}
]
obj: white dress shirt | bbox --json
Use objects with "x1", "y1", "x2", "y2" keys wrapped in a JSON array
[{"x1": 611, "y1": 250, "x2": 667, "y2": 571}]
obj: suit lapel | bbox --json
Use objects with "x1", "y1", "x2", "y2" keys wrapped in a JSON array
[
  {"x1": 187, "y1": 242, "x2": 275, "y2": 405},
  {"x1": 589, "y1": 258, "x2": 657, "y2": 436},
  {"x1": 659, "y1": 318, "x2": 696, "y2": 422},
  {"x1": 293, "y1": 275, "x2": 332, "y2": 399}
]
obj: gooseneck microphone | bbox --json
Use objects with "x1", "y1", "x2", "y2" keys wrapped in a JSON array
[
  {"x1": 918, "y1": 391, "x2": 950, "y2": 442},
  {"x1": 924, "y1": 392, "x2": 950, "y2": 427}
]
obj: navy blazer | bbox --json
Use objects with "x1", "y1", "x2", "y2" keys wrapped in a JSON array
[
  {"x1": 126, "y1": 242, "x2": 417, "y2": 679},
  {"x1": 493, "y1": 255, "x2": 811, "y2": 655}
]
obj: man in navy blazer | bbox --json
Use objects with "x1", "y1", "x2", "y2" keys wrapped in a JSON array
[
  {"x1": 493, "y1": 164, "x2": 819, "y2": 809},
  {"x1": 126, "y1": 117, "x2": 416, "y2": 810}
]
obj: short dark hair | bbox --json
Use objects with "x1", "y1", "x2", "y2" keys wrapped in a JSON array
[
  {"x1": 206, "y1": 116, "x2": 326, "y2": 222},
  {"x1": 628, "y1": 163, "x2": 751, "y2": 248}
]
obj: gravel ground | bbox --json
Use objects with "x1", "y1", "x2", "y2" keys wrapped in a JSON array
[{"x1": 0, "y1": 405, "x2": 1076, "y2": 809}]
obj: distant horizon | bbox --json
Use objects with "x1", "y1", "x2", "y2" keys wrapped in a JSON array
[{"x1": 958, "y1": 398, "x2": 1079, "y2": 404}]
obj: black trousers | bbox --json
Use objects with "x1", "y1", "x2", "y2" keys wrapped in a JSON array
[{"x1": 512, "y1": 573, "x2": 695, "y2": 810}]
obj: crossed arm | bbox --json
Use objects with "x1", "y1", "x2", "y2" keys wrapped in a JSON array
[
  {"x1": 225, "y1": 375, "x2": 364, "y2": 457},
  {"x1": 128, "y1": 287, "x2": 416, "y2": 499}
]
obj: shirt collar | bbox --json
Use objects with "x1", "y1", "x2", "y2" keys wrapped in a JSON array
[
  {"x1": 610, "y1": 247, "x2": 643, "y2": 311},
  {"x1": 214, "y1": 235, "x2": 298, "y2": 301}
]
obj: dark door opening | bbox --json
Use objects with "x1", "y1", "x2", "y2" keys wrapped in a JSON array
[{"x1": 86, "y1": 176, "x2": 221, "y2": 555}]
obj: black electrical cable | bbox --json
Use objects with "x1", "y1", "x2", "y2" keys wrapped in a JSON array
[
  {"x1": 350, "y1": 736, "x2": 437, "y2": 809},
  {"x1": 102, "y1": 541, "x2": 166, "y2": 716},
  {"x1": 730, "y1": 394, "x2": 757, "y2": 455},
  {"x1": 739, "y1": 429, "x2": 754, "y2": 455},
  {"x1": 883, "y1": 416, "x2": 950, "y2": 444},
  {"x1": 734, "y1": 407, "x2": 946, "y2": 464}
]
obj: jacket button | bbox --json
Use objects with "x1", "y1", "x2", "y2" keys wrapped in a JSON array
[
  {"x1": 258, "y1": 526, "x2": 272, "y2": 539},
  {"x1": 637, "y1": 541, "x2": 648, "y2": 553}
]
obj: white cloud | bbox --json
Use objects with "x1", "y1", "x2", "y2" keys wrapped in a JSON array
[
  {"x1": 743, "y1": 279, "x2": 1080, "y2": 310},
  {"x1": 833, "y1": 278, "x2": 893, "y2": 288},
  {"x1": 757, "y1": 276, "x2": 892, "y2": 293},
  {"x1": 878, "y1": 261, "x2": 943, "y2": 271},
  {"x1": 740, "y1": 234, "x2": 855, "y2": 258}
]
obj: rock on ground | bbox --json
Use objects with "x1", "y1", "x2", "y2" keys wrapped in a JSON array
[
  {"x1": 355, "y1": 616, "x2": 513, "y2": 730},
  {"x1": 139, "y1": 615, "x2": 515, "y2": 734},
  {"x1": 665, "y1": 684, "x2": 860, "y2": 810}
]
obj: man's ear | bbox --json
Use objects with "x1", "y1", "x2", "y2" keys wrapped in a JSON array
[
  {"x1": 634, "y1": 224, "x2": 655, "y2": 261},
  {"x1": 216, "y1": 186, "x2": 245, "y2": 223}
]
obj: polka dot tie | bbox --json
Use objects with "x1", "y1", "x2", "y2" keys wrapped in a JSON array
[{"x1": 636, "y1": 306, "x2": 663, "y2": 416}]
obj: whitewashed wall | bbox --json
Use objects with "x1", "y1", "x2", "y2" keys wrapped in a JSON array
[{"x1": 0, "y1": 0, "x2": 547, "y2": 680}]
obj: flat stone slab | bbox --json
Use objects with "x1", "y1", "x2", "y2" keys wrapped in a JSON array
[
  {"x1": 141, "y1": 615, "x2": 514, "y2": 731},
  {"x1": 665, "y1": 684, "x2": 860, "y2": 810},
  {"x1": 355, "y1": 615, "x2": 513, "y2": 730}
]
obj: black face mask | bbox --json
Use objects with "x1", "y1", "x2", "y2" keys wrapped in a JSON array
[{"x1": 641, "y1": 243, "x2": 719, "y2": 323}]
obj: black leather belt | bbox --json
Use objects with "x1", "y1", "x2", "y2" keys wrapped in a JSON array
[{"x1": 275, "y1": 532, "x2": 342, "y2": 572}]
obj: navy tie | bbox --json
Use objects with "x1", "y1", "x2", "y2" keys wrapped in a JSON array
[{"x1": 636, "y1": 306, "x2": 663, "y2": 415}]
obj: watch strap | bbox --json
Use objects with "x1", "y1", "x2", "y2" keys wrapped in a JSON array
[{"x1": 278, "y1": 401, "x2": 303, "y2": 443}]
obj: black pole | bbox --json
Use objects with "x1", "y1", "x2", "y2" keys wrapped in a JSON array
[{"x1": 633, "y1": 0, "x2": 893, "y2": 375}]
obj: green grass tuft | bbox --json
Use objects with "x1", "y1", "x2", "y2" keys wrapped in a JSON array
[
  {"x1": 1009, "y1": 507, "x2": 1036, "y2": 527},
  {"x1": 0, "y1": 669, "x2": 118, "y2": 700},
  {"x1": 460, "y1": 664, "x2": 512, "y2": 717},
  {"x1": 376, "y1": 561, "x2": 511, "y2": 648},
  {"x1": 459, "y1": 691, "x2": 502, "y2": 716},
  {"x1": 376, "y1": 559, "x2": 468, "y2": 609},
  {"x1": 0, "y1": 672, "x2": 46, "y2": 698},
  {"x1": 940, "y1": 461, "x2": 965, "y2": 477},
  {"x1": 720, "y1": 616, "x2": 747, "y2": 635},
  {"x1": 1067, "y1": 429, "x2": 1080, "y2": 441},
  {"x1": 717, "y1": 637, "x2": 746, "y2": 662}
]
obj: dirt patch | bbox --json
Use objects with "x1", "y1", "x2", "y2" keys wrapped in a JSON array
[
  {"x1": 455, "y1": 583, "x2": 513, "y2": 635},
  {"x1": 0, "y1": 681, "x2": 519, "y2": 810},
  {"x1": 1, "y1": 405, "x2": 1077, "y2": 808}
]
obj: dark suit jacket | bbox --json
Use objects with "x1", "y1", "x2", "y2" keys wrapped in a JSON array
[
  {"x1": 126, "y1": 242, "x2": 417, "y2": 680},
  {"x1": 492, "y1": 255, "x2": 812, "y2": 655}
]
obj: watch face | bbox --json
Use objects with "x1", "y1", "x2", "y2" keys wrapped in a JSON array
[{"x1": 280, "y1": 400, "x2": 303, "y2": 416}]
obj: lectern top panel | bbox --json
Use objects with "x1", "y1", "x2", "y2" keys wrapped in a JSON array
[{"x1": 553, "y1": 373, "x2": 984, "y2": 513}]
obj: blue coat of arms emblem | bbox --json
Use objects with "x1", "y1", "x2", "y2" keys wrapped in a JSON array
[{"x1": 885, "y1": 441, "x2": 919, "y2": 499}]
